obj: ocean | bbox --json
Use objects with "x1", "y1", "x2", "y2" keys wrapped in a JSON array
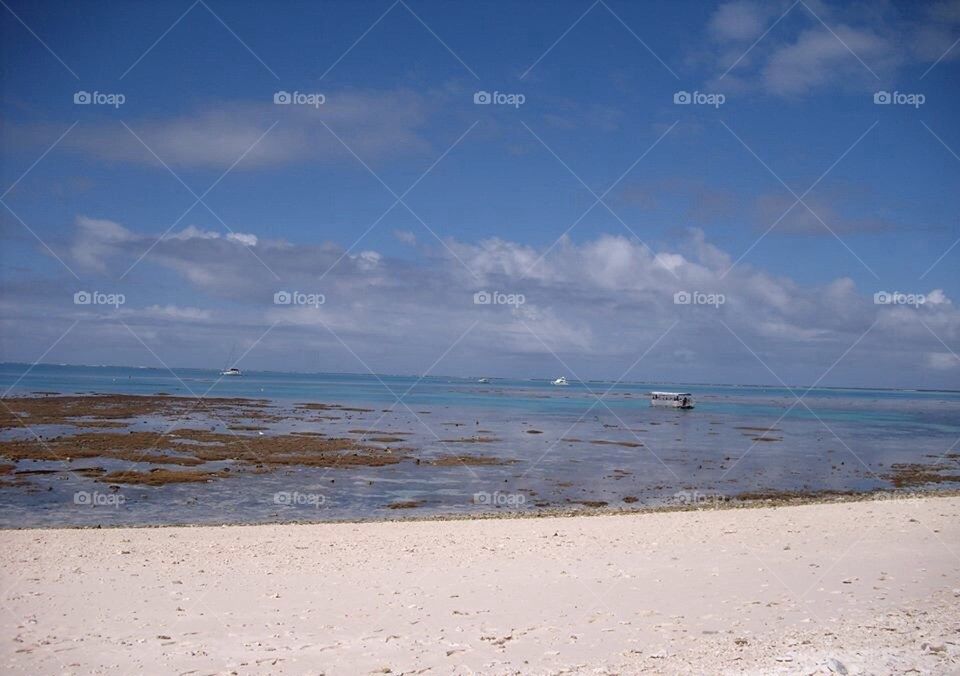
[{"x1": 1, "y1": 363, "x2": 958, "y2": 527}]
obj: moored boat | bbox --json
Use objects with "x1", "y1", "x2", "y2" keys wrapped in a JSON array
[{"x1": 650, "y1": 391, "x2": 694, "y2": 408}]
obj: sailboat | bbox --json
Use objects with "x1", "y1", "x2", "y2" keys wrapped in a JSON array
[{"x1": 220, "y1": 344, "x2": 242, "y2": 376}]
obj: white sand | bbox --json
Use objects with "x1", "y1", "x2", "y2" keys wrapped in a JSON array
[{"x1": 2, "y1": 496, "x2": 959, "y2": 675}]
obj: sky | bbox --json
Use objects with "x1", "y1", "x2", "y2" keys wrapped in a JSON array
[{"x1": 0, "y1": 0, "x2": 958, "y2": 388}]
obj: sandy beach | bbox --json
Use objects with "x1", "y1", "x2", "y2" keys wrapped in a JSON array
[{"x1": 2, "y1": 495, "x2": 958, "y2": 674}]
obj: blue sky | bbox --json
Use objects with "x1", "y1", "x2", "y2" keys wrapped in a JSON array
[{"x1": 1, "y1": 0, "x2": 958, "y2": 388}]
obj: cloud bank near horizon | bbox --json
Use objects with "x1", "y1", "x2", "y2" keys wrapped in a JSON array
[{"x1": 0, "y1": 215, "x2": 955, "y2": 389}]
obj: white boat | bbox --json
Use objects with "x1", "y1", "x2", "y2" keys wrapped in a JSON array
[
  {"x1": 552, "y1": 376, "x2": 569, "y2": 386},
  {"x1": 478, "y1": 378, "x2": 490, "y2": 384},
  {"x1": 650, "y1": 391, "x2": 694, "y2": 408},
  {"x1": 221, "y1": 344, "x2": 241, "y2": 376}
]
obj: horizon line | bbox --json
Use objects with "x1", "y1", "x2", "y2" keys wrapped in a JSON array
[{"x1": 1, "y1": 361, "x2": 958, "y2": 395}]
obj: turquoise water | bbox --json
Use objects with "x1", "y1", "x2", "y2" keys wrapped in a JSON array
[
  {"x1": 1, "y1": 363, "x2": 958, "y2": 527},
  {"x1": 3, "y1": 363, "x2": 958, "y2": 422}
]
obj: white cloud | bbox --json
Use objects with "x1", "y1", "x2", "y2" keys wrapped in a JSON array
[
  {"x1": 8, "y1": 89, "x2": 436, "y2": 170},
  {"x1": 393, "y1": 230, "x2": 417, "y2": 245},
  {"x1": 762, "y1": 25, "x2": 890, "y2": 96},
  {"x1": 701, "y1": 1, "x2": 954, "y2": 97},
  {"x1": 226, "y1": 232, "x2": 258, "y2": 247},
  {"x1": 70, "y1": 216, "x2": 137, "y2": 272},
  {"x1": 709, "y1": 1, "x2": 773, "y2": 42},
  {"x1": 926, "y1": 289, "x2": 951, "y2": 306},
  {"x1": 42, "y1": 216, "x2": 960, "y2": 388},
  {"x1": 355, "y1": 251, "x2": 382, "y2": 270},
  {"x1": 926, "y1": 352, "x2": 959, "y2": 369},
  {"x1": 135, "y1": 305, "x2": 213, "y2": 321}
]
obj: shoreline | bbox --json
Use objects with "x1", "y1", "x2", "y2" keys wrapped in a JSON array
[
  {"x1": 3, "y1": 486, "x2": 959, "y2": 531},
  {"x1": 3, "y1": 494, "x2": 958, "y2": 674}
]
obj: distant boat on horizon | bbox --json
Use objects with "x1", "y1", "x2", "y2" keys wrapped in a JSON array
[
  {"x1": 650, "y1": 391, "x2": 694, "y2": 409},
  {"x1": 221, "y1": 344, "x2": 241, "y2": 376},
  {"x1": 551, "y1": 376, "x2": 569, "y2": 386}
]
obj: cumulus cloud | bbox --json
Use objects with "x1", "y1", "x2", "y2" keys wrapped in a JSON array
[
  {"x1": 226, "y1": 232, "x2": 259, "y2": 247},
  {"x1": 14, "y1": 215, "x2": 951, "y2": 387}
]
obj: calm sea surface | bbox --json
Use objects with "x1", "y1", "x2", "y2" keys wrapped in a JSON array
[{"x1": 1, "y1": 363, "x2": 958, "y2": 527}]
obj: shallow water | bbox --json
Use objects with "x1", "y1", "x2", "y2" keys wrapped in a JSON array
[{"x1": 1, "y1": 363, "x2": 958, "y2": 527}]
